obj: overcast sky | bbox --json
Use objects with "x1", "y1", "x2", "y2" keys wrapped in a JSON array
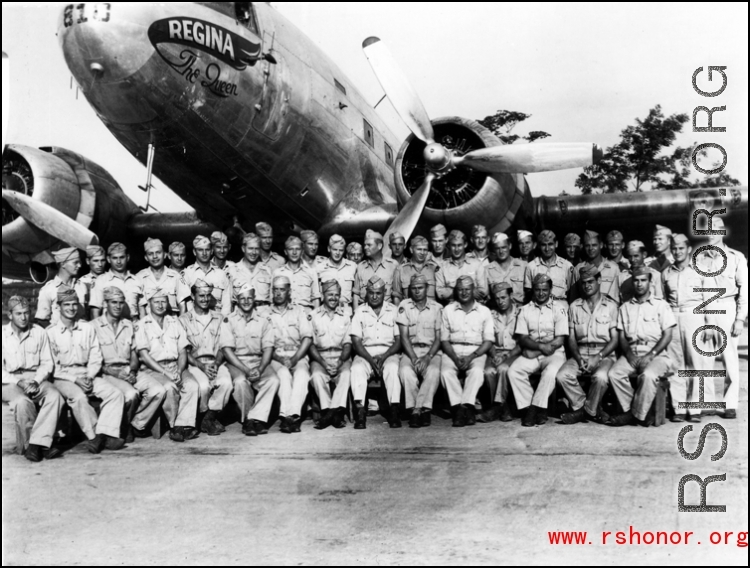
[{"x1": 2, "y1": 2, "x2": 747, "y2": 213}]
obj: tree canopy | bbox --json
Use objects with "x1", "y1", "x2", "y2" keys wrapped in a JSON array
[{"x1": 477, "y1": 110, "x2": 550, "y2": 145}]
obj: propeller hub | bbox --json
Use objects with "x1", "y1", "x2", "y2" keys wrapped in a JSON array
[{"x1": 423, "y1": 143, "x2": 453, "y2": 173}]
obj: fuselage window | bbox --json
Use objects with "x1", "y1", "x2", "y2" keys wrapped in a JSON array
[
  {"x1": 235, "y1": 2, "x2": 259, "y2": 35},
  {"x1": 334, "y1": 79, "x2": 347, "y2": 96},
  {"x1": 384, "y1": 142, "x2": 394, "y2": 168},
  {"x1": 363, "y1": 119, "x2": 374, "y2": 149}
]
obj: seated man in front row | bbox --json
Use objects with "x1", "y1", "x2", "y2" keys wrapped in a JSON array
[
  {"x1": 440, "y1": 276, "x2": 494, "y2": 428},
  {"x1": 350, "y1": 276, "x2": 402, "y2": 429},
  {"x1": 309, "y1": 280, "x2": 353, "y2": 430},
  {"x1": 220, "y1": 283, "x2": 280, "y2": 437},
  {"x1": 555, "y1": 266, "x2": 619, "y2": 425},
  {"x1": 606, "y1": 266, "x2": 675, "y2": 427},
  {"x1": 507, "y1": 274, "x2": 568, "y2": 427},
  {"x1": 2, "y1": 296, "x2": 64, "y2": 463},
  {"x1": 396, "y1": 274, "x2": 443, "y2": 428},
  {"x1": 47, "y1": 287, "x2": 126, "y2": 454}
]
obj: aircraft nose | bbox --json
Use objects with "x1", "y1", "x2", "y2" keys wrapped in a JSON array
[{"x1": 58, "y1": 3, "x2": 156, "y2": 84}]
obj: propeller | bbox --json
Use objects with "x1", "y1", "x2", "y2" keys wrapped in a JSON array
[
  {"x1": 2, "y1": 189, "x2": 99, "y2": 249},
  {"x1": 362, "y1": 38, "x2": 602, "y2": 244},
  {"x1": 2, "y1": 52, "x2": 9, "y2": 154}
]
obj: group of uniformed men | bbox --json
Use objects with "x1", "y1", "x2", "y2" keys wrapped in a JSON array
[{"x1": 2, "y1": 219, "x2": 746, "y2": 463}]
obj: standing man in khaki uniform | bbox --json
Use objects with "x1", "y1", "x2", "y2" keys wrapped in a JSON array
[
  {"x1": 90, "y1": 243, "x2": 144, "y2": 321},
  {"x1": 210, "y1": 231, "x2": 235, "y2": 274},
  {"x1": 477, "y1": 282, "x2": 521, "y2": 423},
  {"x1": 136, "y1": 290, "x2": 201, "y2": 443},
  {"x1": 606, "y1": 230, "x2": 630, "y2": 272},
  {"x1": 485, "y1": 233, "x2": 527, "y2": 305},
  {"x1": 467, "y1": 225, "x2": 492, "y2": 266},
  {"x1": 309, "y1": 280, "x2": 353, "y2": 430},
  {"x1": 95, "y1": 287, "x2": 168, "y2": 441},
  {"x1": 168, "y1": 242, "x2": 188, "y2": 273},
  {"x1": 563, "y1": 233, "x2": 583, "y2": 266},
  {"x1": 180, "y1": 280, "x2": 234, "y2": 436},
  {"x1": 508, "y1": 273, "x2": 569, "y2": 427},
  {"x1": 392, "y1": 236, "x2": 439, "y2": 304},
  {"x1": 556, "y1": 266, "x2": 619, "y2": 425},
  {"x1": 388, "y1": 232, "x2": 408, "y2": 265},
  {"x1": 256, "y1": 222, "x2": 286, "y2": 273},
  {"x1": 317, "y1": 235, "x2": 357, "y2": 316},
  {"x1": 350, "y1": 276, "x2": 402, "y2": 429},
  {"x1": 572, "y1": 231, "x2": 621, "y2": 303},
  {"x1": 137, "y1": 238, "x2": 188, "y2": 317},
  {"x1": 228, "y1": 233, "x2": 274, "y2": 314},
  {"x1": 182, "y1": 236, "x2": 233, "y2": 315},
  {"x1": 79, "y1": 245, "x2": 107, "y2": 317},
  {"x1": 440, "y1": 275, "x2": 494, "y2": 427},
  {"x1": 269, "y1": 275, "x2": 314, "y2": 433},
  {"x1": 2, "y1": 296, "x2": 64, "y2": 462},
  {"x1": 220, "y1": 283, "x2": 280, "y2": 437},
  {"x1": 436, "y1": 230, "x2": 489, "y2": 304},
  {"x1": 300, "y1": 230, "x2": 327, "y2": 270},
  {"x1": 396, "y1": 274, "x2": 443, "y2": 428},
  {"x1": 694, "y1": 217, "x2": 747, "y2": 419},
  {"x1": 606, "y1": 266, "x2": 676, "y2": 426},
  {"x1": 274, "y1": 236, "x2": 321, "y2": 311},
  {"x1": 429, "y1": 224, "x2": 450, "y2": 268},
  {"x1": 353, "y1": 230, "x2": 399, "y2": 310},
  {"x1": 523, "y1": 230, "x2": 574, "y2": 307},
  {"x1": 647, "y1": 225, "x2": 675, "y2": 272},
  {"x1": 620, "y1": 241, "x2": 664, "y2": 303},
  {"x1": 663, "y1": 234, "x2": 711, "y2": 422},
  {"x1": 47, "y1": 287, "x2": 126, "y2": 453},
  {"x1": 35, "y1": 247, "x2": 87, "y2": 327},
  {"x1": 517, "y1": 230, "x2": 536, "y2": 263}
]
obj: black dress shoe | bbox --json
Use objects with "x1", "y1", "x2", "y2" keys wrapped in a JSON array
[
  {"x1": 24, "y1": 444, "x2": 44, "y2": 463},
  {"x1": 291, "y1": 415, "x2": 302, "y2": 433},
  {"x1": 169, "y1": 429, "x2": 185, "y2": 443},
  {"x1": 477, "y1": 404, "x2": 502, "y2": 423},
  {"x1": 242, "y1": 420, "x2": 258, "y2": 436},
  {"x1": 85, "y1": 435, "x2": 105, "y2": 454},
  {"x1": 408, "y1": 413, "x2": 421, "y2": 428},
  {"x1": 499, "y1": 403, "x2": 514, "y2": 422},
  {"x1": 452, "y1": 405, "x2": 466, "y2": 428},
  {"x1": 521, "y1": 406, "x2": 537, "y2": 427},
  {"x1": 354, "y1": 405, "x2": 367, "y2": 430},
  {"x1": 201, "y1": 415, "x2": 223, "y2": 436},
  {"x1": 419, "y1": 410, "x2": 431, "y2": 427},
  {"x1": 724, "y1": 409, "x2": 737, "y2": 419},
  {"x1": 131, "y1": 426, "x2": 151, "y2": 439},
  {"x1": 389, "y1": 404, "x2": 402, "y2": 428},
  {"x1": 688, "y1": 414, "x2": 702, "y2": 423},
  {"x1": 125, "y1": 428, "x2": 136, "y2": 444},
  {"x1": 464, "y1": 405, "x2": 476, "y2": 426},
  {"x1": 181, "y1": 427, "x2": 200, "y2": 441},
  {"x1": 280, "y1": 417, "x2": 293, "y2": 434},
  {"x1": 670, "y1": 414, "x2": 686, "y2": 423},
  {"x1": 534, "y1": 407, "x2": 548, "y2": 425},
  {"x1": 104, "y1": 436, "x2": 126, "y2": 451},
  {"x1": 315, "y1": 410, "x2": 333, "y2": 430},
  {"x1": 561, "y1": 407, "x2": 587, "y2": 425},
  {"x1": 332, "y1": 408, "x2": 347, "y2": 429},
  {"x1": 607, "y1": 411, "x2": 636, "y2": 427},
  {"x1": 44, "y1": 446, "x2": 63, "y2": 460}
]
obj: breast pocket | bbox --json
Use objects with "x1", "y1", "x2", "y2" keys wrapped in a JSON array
[{"x1": 595, "y1": 314, "x2": 612, "y2": 339}]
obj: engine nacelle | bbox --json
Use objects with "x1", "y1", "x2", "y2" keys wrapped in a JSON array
[
  {"x1": 2, "y1": 145, "x2": 140, "y2": 280},
  {"x1": 395, "y1": 117, "x2": 533, "y2": 236}
]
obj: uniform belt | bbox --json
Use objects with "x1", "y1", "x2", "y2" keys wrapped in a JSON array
[
  {"x1": 318, "y1": 348, "x2": 342, "y2": 353},
  {"x1": 155, "y1": 359, "x2": 178, "y2": 365},
  {"x1": 451, "y1": 342, "x2": 480, "y2": 347},
  {"x1": 578, "y1": 342, "x2": 606, "y2": 348},
  {"x1": 412, "y1": 343, "x2": 432, "y2": 348},
  {"x1": 196, "y1": 355, "x2": 217, "y2": 363}
]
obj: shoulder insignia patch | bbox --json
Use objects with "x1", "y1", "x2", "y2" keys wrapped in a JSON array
[
  {"x1": 224, "y1": 317, "x2": 229, "y2": 323},
  {"x1": 399, "y1": 307, "x2": 405, "y2": 313},
  {"x1": 307, "y1": 314, "x2": 313, "y2": 321}
]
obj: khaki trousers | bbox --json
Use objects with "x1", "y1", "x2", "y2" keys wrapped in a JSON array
[
  {"x1": 2, "y1": 380, "x2": 64, "y2": 450},
  {"x1": 272, "y1": 358, "x2": 311, "y2": 417},
  {"x1": 101, "y1": 372, "x2": 168, "y2": 431},
  {"x1": 350, "y1": 348, "x2": 400, "y2": 404},
  {"x1": 507, "y1": 351, "x2": 566, "y2": 410},
  {"x1": 608, "y1": 353, "x2": 673, "y2": 421},
  {"x1": 54, "y1": 376, "x2": 125, "y2": 439},
  {"x1": 138, "y1": 363, "x2": 200, "y2": 428},
  {"x1": 441, "y1": 345, "x2": 487, "y2": 407},
  {"x1": 704, "y1": 300, "x2": 742, "y2": 410},
  {"x1": 484, "y1": 352, "x2": 519, "y2": 404},
  {"x1": 555, "y1": 348, "x2": 614, "y2": 415},
  {"x1": 399, "y1": 347, "x2": 441, "y2": 410},
  {"x1": 310, "y1": 356, "x2": 352, "y2": 410},
  {"x1": 188, "y1": 360, "x2": 234, "y2": 413},
  {"x1": 668, "y1": 311, "x2": 713, "y2": 416},
  {"x1": 227, "y1": 356, "x2": 280, "y2": 422}
]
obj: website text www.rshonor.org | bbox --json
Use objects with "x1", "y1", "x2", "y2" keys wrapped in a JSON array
[{"x1": 547, "y1": 528, "x2": 747, "y2": 547}]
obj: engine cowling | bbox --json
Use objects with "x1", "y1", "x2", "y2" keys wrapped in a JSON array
[
  {"x1": 2, "y1": 145, "x2": 140, "y2": 281},
  {"x1": 395, "y1": 117, "x2": 533, "y2": 236}
]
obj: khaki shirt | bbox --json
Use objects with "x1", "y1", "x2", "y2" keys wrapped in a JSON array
[
  {"x1": 617, "y1": 295, "x2": 676, "y2": 351},
  {"x1": 2, "y1": 324, "x2": 54, "y2": 385},
  {"x1": 219, "y1": 310, "x2": 275, "y2": 359},
  {"x1": 269, "y1": 304, "x2": 313, "y2": 356},
  {"x1": 524, "y1": 256, "x2": 574, "y2": 301},
  {"x1": 210, "y1": 258, "x2": 236, "y2": 277},
  {"x1": 392, "y1": 261, "x2": 439, "y2": 303},
  {"x1": 646, "y1": 252, "x2": 674, "y2": 273},
  {"x1": 179, "y1": 310, "x2": 224, "y2": 359},
  {"x1": 353, "y1": 257, "x2": 400, "y2": 303},
  {"x1": 259, "y1": 252, "x2": 286, "y2": 273},
  {"x1": 136, "y1": 267, "x2": 188, "y2": 312},
  {"x1": 491, "y1": 304, "x2": 521, "y2": 352},
  {"x1": 515, "y1": 300, "x2": 569, "y2": 354},
  {"x1": 35, "y1": 276, "x2": 87, "y2": 324},
  {"x1": 395, "y1": 299, "x2": 442, "y2": 347},
  {"x1": 273, "y1": 264, "x2": 321, "y2": 309},
  {"x1": 317, "y1": 259, "x2": 358, "y2": 306},
  {"x1": 93, "y1": 316, "x2": 135, "y2": 365},
  {"x1": 435, "y1": 257, "x2": 489, "y2": 302},
  {"x1": 310, "y1": 306, "x2": 352, "y2": 351},
  {"x1": 569, "y1": 295, "x2": 619, "y2": 345},
  {"x1": 573, "y1": 259, "x2": 621, "y2": 303},
  {"x1": 466, "y1": 250, "x2": 492, "y2": 267},
  {"x1": 440, "y1": 302, "x2": 494, "y2": 346},
  {"x1": 135, "y1": 314, "x2": 189, "y2": 363},
  {"x1": 350, "y1": 302, "x2": 400, "y2": 348},
  {"x1": 90, "y1": 271, "x2": 144, "y2": 319},
  {"x1": 47, "y1": 320, "x2": 103, "y2": 381},
  {"x1": 694, "y1": 245, "x2": 748, "y2": 321},
  {"x1": 619, "y1": 267, "x2": 664, "y2": 303},
  {"x1": 79, "y1": 272, "x2": 100, "y2": 307},
  {"x1": 182, "y1": 264, "x2": 232, "y2": 315},
  {"x1": 228, "y1": 260, "x2": 274, "y2": 304},
  {"x1": 662, "y1": 264, "x2": 706, "y2": 311},
  {"x1": 486, "y1": 259, "x2": 527, "y2": 304}
]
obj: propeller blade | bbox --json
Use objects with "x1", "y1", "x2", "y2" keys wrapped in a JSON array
[
  {"x1": 2, "y1": 52, "x2": 9, "y2": 154},
  {"x1": 2, "y1": 189, "x2": 99, "y2": 248},
  {"x1": 384, "y1": 173, "x2": 435, "y2": 246},
  {"x1": 457, "y1": 143, "x2": 603, "y2": 174},
  {"x1": 362, "y1": 37, "x2": 435, "y2": 144}
]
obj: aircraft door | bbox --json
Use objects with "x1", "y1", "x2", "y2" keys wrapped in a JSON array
[{"x1": 251, "y1": 31, "x2": 291, "y2": 141}]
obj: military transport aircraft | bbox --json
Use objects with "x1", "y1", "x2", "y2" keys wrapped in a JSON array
[{"x1": 2, "y1": 2, "x2": 747, "y2": 282}]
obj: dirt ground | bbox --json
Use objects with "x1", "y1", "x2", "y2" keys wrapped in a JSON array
[{"x1": 2, "y1": 335, "x2": 748, "y2": 566}]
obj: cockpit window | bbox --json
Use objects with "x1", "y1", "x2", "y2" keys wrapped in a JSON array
[{"x1": 235, "y1": 2, "x2": 260, "y2": 34}]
